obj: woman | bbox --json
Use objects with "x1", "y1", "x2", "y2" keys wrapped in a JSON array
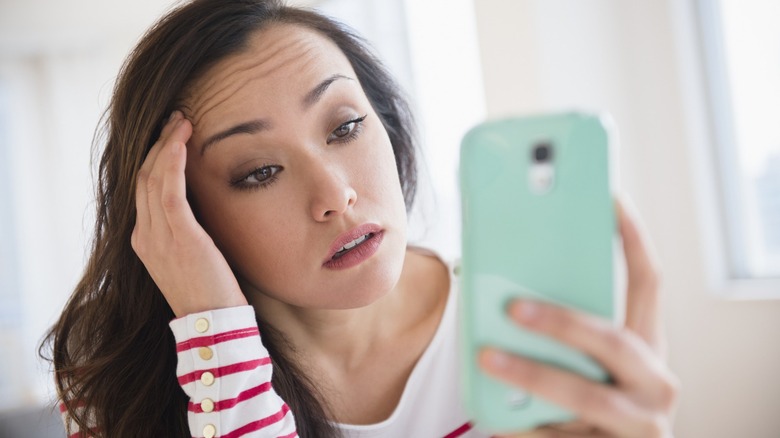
[{"x1": 44, "y1": 0, "x2": 678, "y2": 437}]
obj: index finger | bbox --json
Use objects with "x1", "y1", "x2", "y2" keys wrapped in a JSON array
[{"x1": 616, "y1": 198, "x2": 664, "y2": 354}]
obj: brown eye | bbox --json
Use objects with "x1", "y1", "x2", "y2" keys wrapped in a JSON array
[
  {"x1": 327, "y1": 114, "x2": 367, "y2": 144},
  {"x1": 231, "y1": 165, "x2": 283, "y2": 191},
  {"x1": 333, "y1": 121, "x2": 355, "y2": 138},
  {"x1": 248, "y1": 166, "x2": 281, "y2": 183}
]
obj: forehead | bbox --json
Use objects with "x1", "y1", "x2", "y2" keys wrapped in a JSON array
[{"x1": 183, "y1": 23, "x2": 356, "y2": 132}]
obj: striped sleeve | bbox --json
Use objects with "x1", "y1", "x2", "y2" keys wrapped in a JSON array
[
  {"x1": 59, "y1": 400, "x2": 97, "y2": 438},
  {"x1": 169, "y1": 305, "x2": 298, "y2": 438}
]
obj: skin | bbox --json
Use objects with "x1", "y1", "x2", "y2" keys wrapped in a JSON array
[{"x1": 132, "y1": 24, "x2": 678, "y2": 434}]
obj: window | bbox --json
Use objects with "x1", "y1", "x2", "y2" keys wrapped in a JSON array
[{"x1": 696, "y1": 0, "x2": 780, "y2": 280}]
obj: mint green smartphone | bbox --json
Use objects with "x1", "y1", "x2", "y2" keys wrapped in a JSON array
[{"x1": 459, "y1": 112, "x2": 619, "y2": 434}]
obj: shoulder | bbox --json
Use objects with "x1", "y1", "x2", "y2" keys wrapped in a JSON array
[
  {"x1": 398, "y1": 246, "x2": 451, "y2": 323},
  {"x1": 406, "y1": 245, "x2": 455, "y2": 278},
  {"x1": 404, "y1": 246, "x2": 452, "y2": 296}
]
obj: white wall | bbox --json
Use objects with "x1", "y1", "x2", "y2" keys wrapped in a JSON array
[
  {"x1": 0, "y1": 0, "x2": 175, "y2": 408},
  {"x1": 471, "y1": 1, "x2": 780, "y2": 437}
]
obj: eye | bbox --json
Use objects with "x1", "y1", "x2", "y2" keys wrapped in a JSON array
[
  {"x1": 327, "y1": 114, "x2": 367, "y2": 144},
  {"x1": 248, "y1": 166, "x2": 280, "y2": 183},
  {"x1": 333, "y1": 123, "x2": 353, "y2": 138},
  {"x1": 232, "y1": 165, "x2": 282, "y2": 190}
]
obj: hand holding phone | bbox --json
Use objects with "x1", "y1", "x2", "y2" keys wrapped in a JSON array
[{"x1": 459, "y1": 112, "x2": 618, "y2": 433}]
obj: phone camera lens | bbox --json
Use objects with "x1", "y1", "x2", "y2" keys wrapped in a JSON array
[{"x1": 532, "y1": 142, "x2": 553, "y2": 163}]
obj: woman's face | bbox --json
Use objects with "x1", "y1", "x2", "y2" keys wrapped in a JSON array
[{"x1": 182, "y1": 24, "x2": 409, "y2": 309}]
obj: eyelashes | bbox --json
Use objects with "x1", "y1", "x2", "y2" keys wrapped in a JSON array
[
  {"x1": 231, "y1": 164, "x2": 282, "y2": 190},
  {"x1": 231, "y1": 114, "x2": 368, "y2": 191},
  {"x1": 327, "y1": 114, "x2": 367, "y2": 144}
]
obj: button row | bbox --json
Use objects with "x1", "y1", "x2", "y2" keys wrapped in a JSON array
[{"x1": 195, "y1": 318, "x2": 216, "y2": 438}]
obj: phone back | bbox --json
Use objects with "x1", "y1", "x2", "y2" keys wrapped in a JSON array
[{"x1": 459, "y1": 112, "x2": 616, "y2": 433}]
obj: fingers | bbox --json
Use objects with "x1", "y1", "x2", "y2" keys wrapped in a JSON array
[
  {"x1": 159, "y1": 130, "x2": 199, "y2": 240},
  {"x1": 135, "y1": 111, "x2": 193, "y2": 236},
  {"x1": 145, "y1": 111, "x2": 186, "y2": 177},
  {"x1": 616, "y1": 198, "x2": 664, "y2": 353},
  {"x1": 135, "y1": 111, "x2": 186, "y2": 232},
  {"x1": 480, "y1": 349, "x2": 664, "y2": 438},
  {"x1": 147, "y1": 113, "x2": 193, "y2": 236},
  {"x1": 132, "y1": 113, "x2": 175, "y2": 234},
  {"x1": 506, "y1": 300, "x2": 676, "y2": 402}
]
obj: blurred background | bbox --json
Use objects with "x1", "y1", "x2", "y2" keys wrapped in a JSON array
[{"x1": 1, "y1": 0, "x2": 779, "y2": 436}]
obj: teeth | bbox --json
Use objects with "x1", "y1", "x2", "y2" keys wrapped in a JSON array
[{"x1": 337, "y1": 233, "x2": 371, "y2": 253}]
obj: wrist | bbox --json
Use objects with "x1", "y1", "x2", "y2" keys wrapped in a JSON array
[{"x1": 172, "y1": 294, "x2": 249, "y2": 318}]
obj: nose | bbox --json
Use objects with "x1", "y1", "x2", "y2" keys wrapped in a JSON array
[{"x1": 309, "y1": 164, "x2": 357, "y2": 222}]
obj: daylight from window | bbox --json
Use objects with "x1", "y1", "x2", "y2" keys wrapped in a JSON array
[{"x1": 718, "y1": 0, "x2": 780, "y2": 278}]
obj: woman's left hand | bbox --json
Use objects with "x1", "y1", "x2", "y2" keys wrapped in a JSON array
[{"x1": 479, "y1": 200, "x2": 679, "y2": 438}]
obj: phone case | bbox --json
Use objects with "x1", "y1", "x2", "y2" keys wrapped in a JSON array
[{"x1": 459, "y1": 112, "x2": 617, "y2": 433}]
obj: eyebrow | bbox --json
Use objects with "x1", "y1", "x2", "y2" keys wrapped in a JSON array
[
  {"x1": 200, "y1": 73, "x2": 353, "y2": 156},
  {"x1": 302, "y1": 73, "x2": 352, "y2": 109},
  {"x1": 200, "y1": 119, "x2": 271, "y2": 156}
]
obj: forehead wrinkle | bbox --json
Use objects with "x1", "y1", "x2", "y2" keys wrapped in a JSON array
[
  {"x1": 188, "y1": 43, "x2": 289, "y2": 124},
  {"x1": 187, "y1": 34, "x2": 321, "y2": 131}
]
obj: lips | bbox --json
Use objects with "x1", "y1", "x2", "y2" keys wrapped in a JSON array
[
  {"x1": 323, "y1": 223, "x2": 383, "y2": 264},
  {"x1": 333, "y1": 233, "x2": 372, "y2": 259}
]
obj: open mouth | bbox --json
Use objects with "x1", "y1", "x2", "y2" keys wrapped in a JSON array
[
  {"x1": 323, "y1": 223, "x2": 384, "y2": 269},
  {"x1": 332, "y1": 232, "x2": 375, "y2": 260}
]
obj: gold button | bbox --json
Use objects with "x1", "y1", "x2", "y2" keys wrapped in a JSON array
[
  {"x1": 195, "y1": 318, "x2": 209, "y2": 333},
  {"x1": 201, "y1": 398, "x2": 215, "y2": 413},
  {"x1": 201, "y1": 371, "x2": 215, "y2": 386},
  {"x1": 198, "y1": 346, "x2": 214, "y2": 360},
  {"x1": 203, "y1": 424, "x2": 216, "y2": 438}
]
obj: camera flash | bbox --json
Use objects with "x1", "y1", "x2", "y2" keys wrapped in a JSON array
[{"x1": 529, "y1": 163, "x2": 555, "y2": 194}]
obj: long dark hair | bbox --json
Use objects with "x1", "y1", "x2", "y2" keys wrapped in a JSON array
[{"x1": 41, "y1": 1, "x2": 417, "y2": 436}]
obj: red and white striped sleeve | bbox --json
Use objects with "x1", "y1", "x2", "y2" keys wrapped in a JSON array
[
  {"x1": 59, "y1": 399, "x2": 95, "y2": 438},
  {"x1": 169, "y1": 305, "x2": 298, "y2": 438}
]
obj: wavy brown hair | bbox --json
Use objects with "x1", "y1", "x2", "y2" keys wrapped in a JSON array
[{"x1": 40, "y1": 1, "x2": 417, "y2": 436}]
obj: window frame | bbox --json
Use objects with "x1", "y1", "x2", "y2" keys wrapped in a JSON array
[{"x1": 691, "y1": 0, "x2": 780, "y2": 299}]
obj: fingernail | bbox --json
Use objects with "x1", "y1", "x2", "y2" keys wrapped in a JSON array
[
  {"x1": 511, "y1": 300, "x2": 539, "y2": 323},
  {"x1": 167, "y1": 110, "x2": 180, "y2": 123},
  {"x1": 488, "y1": 350, "x2": 511, "y2": 369}
]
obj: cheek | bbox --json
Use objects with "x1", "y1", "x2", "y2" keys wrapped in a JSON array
[
  {"x1": 193, "y1": 188, "x2": 303, "y2": 281},
  {"x1": 359, "y1": 127, "x2": 406, "y2": 204}
]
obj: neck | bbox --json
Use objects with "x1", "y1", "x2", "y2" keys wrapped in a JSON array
[
  {"x1": 246, "y1": 254, "x2": 416, "y2": 372},
  {"x1": 246, "y1": 248, "x2": 451, "y2": 425}
]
